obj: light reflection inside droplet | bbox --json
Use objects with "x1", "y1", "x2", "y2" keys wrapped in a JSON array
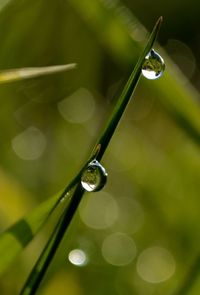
[
  {"x1": 136, "y1": 246, "x2": 176, "y2": 283},
  {"x1": 68, "y1": 249, "x2": 87, "y2": 266},
  {"x1": 81, "y1": 160, "x2": 107, "y2": 192},
  {"x1": 142, "y1": 49, "x2": 165, "y2": 80},
  {"x1": 102, "y1": 233, "x2": 137, "y2": 266}
]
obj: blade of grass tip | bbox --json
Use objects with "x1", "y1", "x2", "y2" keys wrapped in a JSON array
[
  {"x1": 20, "y1": 17, "x2": 162, "y2": 294},
  {"x1": 95, "y1": 16, "x2": 163, "y2": 161},
  {"x1": 0, "y1": 63, "x2": 77, "y2": 83}
]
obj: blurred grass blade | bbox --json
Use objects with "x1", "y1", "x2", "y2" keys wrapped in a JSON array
[
  {"x1": 0, "y1": 162, "x2": 85, "y2": 274},
  {"x1": 19, "y1": 211, "x2": 67, "y2": 295},
  {"x1": 0, "y1": 188, "x2": 71, "y2": 275},
  {"x1": 0, "y1": 63, "x2": 76, "y2": 83},
  {"x1": 173, "y1": 254, "x2": 200, "y2": 295},
  {"x1": 0, "y1": 0, "x2": 11, "y2": 11},
  {"x1": 20, "y1": 183, "x2": 84, "y2": 295},
  {"x1": 20, "y1": 17, "x2": 162, "y2": 294}
]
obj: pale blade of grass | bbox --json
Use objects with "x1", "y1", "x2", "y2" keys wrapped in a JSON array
[
  {"x1": 0, "y1": 63, "x2": 76, "y2": 83},
  {"x1": 0, "y1": 188, "x2": 71, "y2": 274},
  {"x1": 0, "y1": 157, "x2": 88, "y2": 275}
]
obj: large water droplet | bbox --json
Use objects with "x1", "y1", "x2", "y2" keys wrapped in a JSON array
[
  {"x1": 81, "y1": 160, "x2": 107, "y2": 192},
  {"x1": 142, "y1": 49, "x2": 165, "y2": 80}
]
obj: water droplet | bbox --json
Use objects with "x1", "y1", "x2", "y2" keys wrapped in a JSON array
[
  {"x1": 142, "y1": 49, "x2": 165, "y2": 80},
  {"x1": 68, "y1": 249, "x2": 88, "y2": 266},
  {"x1": 81, "y1": 160, "x2": 107, "y2": 192}
]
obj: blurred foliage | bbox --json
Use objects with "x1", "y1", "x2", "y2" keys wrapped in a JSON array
[{"x1": 1, "y1": 0, "x2": 200, "y2": 294}]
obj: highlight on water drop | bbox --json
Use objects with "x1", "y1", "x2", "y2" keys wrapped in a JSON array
[
  {"x1": 81, "y1": 160, "x2": 108, "y2": 192},
  {"x1": 68, "y1": 249, "x2": 88, "y2": 266},
  {"x1": 142, "y1": 49, "x2": 165, "y2": 80}
]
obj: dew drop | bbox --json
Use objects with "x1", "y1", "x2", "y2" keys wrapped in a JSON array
[
  {"x1": 142, "y1": 49, "x2": 165, "y2": 80},
  {"x1": 81, "y1": 160, "x2": 107, "y2": 192},
  {"x1": 68, "y1": 249, "x2": 88, "y2": 266}
]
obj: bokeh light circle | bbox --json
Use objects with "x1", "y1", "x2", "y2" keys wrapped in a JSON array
[
  {"x1": 11, "y1": 126, "x2": 46, "y2": 160},
  {"x1": 102, "y1": 233, "x2": 137, "y2": 266},
  {"x1": 136, "y1": 246, "x2": 176, "y2": 283},
  {"x1": 79, "y1": 192, "x2": 118, "y2": 229},
  {"x1": 58, "y1": 88, "x2": 95, "y2": 124},
  {"x1": 116, "y1": 197, "x2": 144, "y2": 234}
]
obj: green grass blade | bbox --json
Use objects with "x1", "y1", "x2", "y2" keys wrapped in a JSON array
[
  {"x1": 0, "y1": 158, "x2": 88, "y2": 274},
  {"x1": 69, "y1": 0, "x2": 200, "y2": 147},
  {"x1": 0, "y1": 64, "x2": 76, "y2": 83},
  {"x1": 20, "y1": 184, "x2": 84, "y2": 295},
  {"x1": 95, "y1": 17, "x2": 162, "y2": 160},
  {"x1": 0, "y1": 186, "x2": 73, "y2": 275},
  {"x1": 19, "y1": 17, "x2": 162, "y2": 294}
]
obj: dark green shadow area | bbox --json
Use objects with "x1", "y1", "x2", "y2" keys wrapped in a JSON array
[{"x1": 8, "y1": 219, "x2": 33, "y2": 248}]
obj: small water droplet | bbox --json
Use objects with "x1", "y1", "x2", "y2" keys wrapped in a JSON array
[
  {"x1": 142, "y1": 49, "x2": 165, "y2": 80},
  {"x1": 68, "y1": 249, "x2": 88, "y2": 266},
  {"x1": 81, "y1": 160, "x2": 107, "y2": 192}
]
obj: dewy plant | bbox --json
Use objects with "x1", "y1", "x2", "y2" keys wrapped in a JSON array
[{"x1": 0, "y1": 17, "x2": 165, "y2": 295}]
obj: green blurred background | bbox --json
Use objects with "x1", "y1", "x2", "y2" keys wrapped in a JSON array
[{"x1": 1, "y1": 0, "x2": 200, "y2": 294}]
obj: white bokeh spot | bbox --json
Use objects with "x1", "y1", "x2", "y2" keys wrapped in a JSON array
[
  {"x1": 136, "y1": 246, "x2": 176, "y2": 283},
  {"x1": 58, "y1": 88, "x2": 95, "y2": 124},
  {"x1": 11, "y1": 126, "x2": 46, "y2": 160}
]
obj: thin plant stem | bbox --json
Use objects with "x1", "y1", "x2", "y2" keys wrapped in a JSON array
[
  {"x1": 20, "y1": 16, "x2": 163, "y2": 295},
  {"x1": 20, "y1": 183, "x2": 84, "y2": 295},
  {"x1": 95, "y1": 16, "x2": 162, "y2": 161}
]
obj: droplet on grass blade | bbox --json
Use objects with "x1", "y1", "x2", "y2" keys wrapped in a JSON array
[
  {"x1": 81, "y1": 160, "x2": 107, "y2": 192},
  {"x1": 142, "y1": 49, "x2": 165, "y2": 80}
]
